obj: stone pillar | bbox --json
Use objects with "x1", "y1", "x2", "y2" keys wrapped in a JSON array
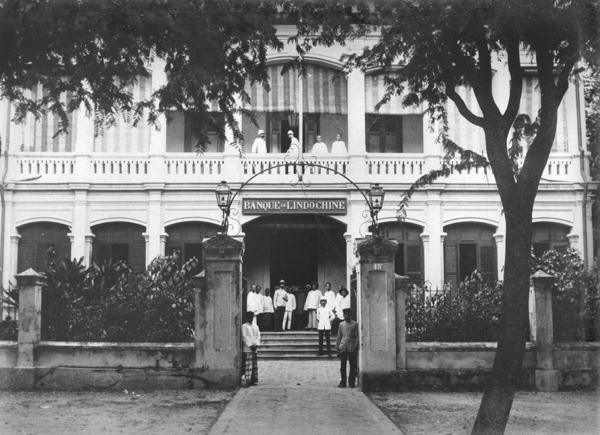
[
  {"x1": 12, "y1": 268, "x2": 46, "y2": 388},
  {"x1": 194, "y1": 234, "x2": 244, "y2": 388},
  {"x1": 395, "y1": 275, "x2": 410, "y2": 371},
  {"x1": 356, "y1": 236, "x2": 399, "y2": 388},
  {"x1": 532, "y1": 270, "x2": 559, "y2": 391}
]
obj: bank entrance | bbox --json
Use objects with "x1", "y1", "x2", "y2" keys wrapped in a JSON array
[{"x1": 243, "y1": 214, "x2": 346, "y2": 291}]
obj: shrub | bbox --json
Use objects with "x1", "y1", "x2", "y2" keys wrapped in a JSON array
[
  {"x1": 407, "y1": 272, "x2": 502, "y2": 342},
  {"x1": 40, "y1": 255, "x2": 199, "y2": 342}
]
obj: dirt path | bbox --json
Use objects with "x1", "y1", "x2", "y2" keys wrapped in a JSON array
[
  {"x1": 369, "y1": 391, "x2": 600, "y2": 435},
  {"x1": 0, "y1": 390, "x2": 233, "y2": 435}
]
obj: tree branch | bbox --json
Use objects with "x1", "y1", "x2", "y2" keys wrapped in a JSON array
[
  {"x1": 447, "y1": 86, "x2": 485, "y2": 127},
  {"x1": 502, "y1": 33, "x2": 523, "y2": 126}
]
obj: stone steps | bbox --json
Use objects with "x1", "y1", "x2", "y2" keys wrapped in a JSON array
[{"x1": 259, "y1": 331, "x2": 337, "y2": 360}]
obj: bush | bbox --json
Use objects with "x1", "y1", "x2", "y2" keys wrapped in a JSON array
[
  {"x1": 532, "y1": 249, "x2": 599, "y2": 341},
  {"x1": 41, "y1": 255, "x2": 199, "y2": 342},
  {"x1": 407, "y1": 272, "x2": 502, "y2": 342}
]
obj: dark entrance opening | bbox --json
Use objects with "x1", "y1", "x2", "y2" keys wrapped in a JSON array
[{"x1": 243, "y1": 214, "x2": 346, "y2": 290}]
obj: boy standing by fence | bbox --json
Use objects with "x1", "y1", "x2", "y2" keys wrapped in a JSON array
[{"x1": 241, "y1": 312, "x2": 260, "y2": 386}]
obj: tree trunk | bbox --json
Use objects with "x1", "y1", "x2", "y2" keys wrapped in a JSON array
[{"x1": 472, "y1": 206, "x2": 532, "y2": 434}]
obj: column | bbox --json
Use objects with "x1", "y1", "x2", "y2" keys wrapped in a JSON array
[
  {"x1": 72, "y1": 97, "x2": 95, "y2": 188},
  {"x1": 357, "y1": 236, "x2": 399, "y2": 389},
  {"x1": 7, "y1": 234, "x2": 21, "y2": 286},
  {"x1": 422, "y1": 189, "x2": 444, "y2": 290},
  {"x1": 84, "y1": 234, "x2": 95, "y2": 264},
  {"x1": 143, "y1": 189, "x2": 164, "y2": 264},
  {"x1": 347, "y1": 69, "x2": 366, "y2": 181},
  {"x1": 422, "y1": 111, "x2": 442, "y2": 171},
  {"x1": 68, "y1": 189, "x2": 90, "y2": 263},
  {"x1": 344, "y1": 232, "x2": 355, "y2": 290},
  {"x1": 532, "y1": 270, "x2": 559, "y2": 391},
  {"x1": 2, "y1": 189, "x2": 15, "y2": 289},
  {"x1": 159, "y1": 233, "x2": 169, "y2": 257},
  {"x1": 12, "y1": 268, "x2": 46, "y2": 388},
  {"x1": 193, "y1": 234, "x2": 244, "y2": 388},
  {"x1": 149, "y1": 58, "x2": 167, "y2": 179}
]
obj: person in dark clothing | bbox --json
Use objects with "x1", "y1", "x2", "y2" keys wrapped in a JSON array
[{"x1": 336, "y1": 308, "x2": 359, "y2": 387}]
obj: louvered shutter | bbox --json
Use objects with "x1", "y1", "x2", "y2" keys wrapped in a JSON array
[
  {"x1": 480, "y1": 245, "x2": 497, "y2": 282},
  {"x1": 406, "y1": 244, "x2": 423, "y2": 284},
  {"x1": 444, "y1": 244, "x2": 458, "y2": 286}
]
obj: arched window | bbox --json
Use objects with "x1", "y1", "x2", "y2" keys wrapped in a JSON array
[
  {"x1": 532, "y1": 223, "x2": 570, "y2": 256},
  {"x1": 17, "y1": 222, "x2": 71, "y2": 272},
  {"x1": 444, "y1": 223, "x2": 497, "y2": 285},
  {"x1": 92, "y1": 222, "x2": 146, "y2": 272},
  {"x1": 165, "y1": 222, "x2": 221, "y2": 266},
  {"x1": 380, "y1": 222, "x2": 424, "y2": 284}
]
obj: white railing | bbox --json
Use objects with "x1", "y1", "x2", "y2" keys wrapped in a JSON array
[
  {"x1": 10, "y1": 152, "x2": 584, "y2": 186},
  {"x1": 165, "y1": 154, "x2": 223, "y2": 177},
  {"x1": 15, "y1": 154, "x2": 76, "y2": 180},
  {"x1": 92, "y1": 157, "x2": 149, "y2": 176}
]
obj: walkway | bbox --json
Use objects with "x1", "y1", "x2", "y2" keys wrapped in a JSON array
[{"x1": 208, "y1": 360, "x2": 403, "y2": 435}]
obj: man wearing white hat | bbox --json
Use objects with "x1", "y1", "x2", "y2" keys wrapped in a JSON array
[
  {"x1": 251, "y1": 129, "x2": 267, "y2": 154},
  {"x1": 286, "y1": 130, "x2": 301, "y2": 159}
]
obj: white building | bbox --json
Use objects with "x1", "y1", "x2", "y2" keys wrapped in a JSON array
[{"x1": 0, "y1": 29, "x2": 593, "y2": 293}]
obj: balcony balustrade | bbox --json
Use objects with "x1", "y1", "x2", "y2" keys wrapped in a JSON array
[{"x1": 9, "y1": 151, "x2": 583, "y2": 187}]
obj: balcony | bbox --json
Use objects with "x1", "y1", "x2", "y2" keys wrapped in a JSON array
[{"x1": 10, "y1": 152, "x2": 583, "y2": 187}]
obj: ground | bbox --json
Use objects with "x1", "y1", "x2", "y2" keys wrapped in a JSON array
[
  {"x1": 369, "y1": 390, "x2": 600, "y2": 435},
  {"x1": 0, "y1": 390, "x2": 233, "y2": 435},
  {"x1": 0, "y1": 361, "x2": 598, "y2": 434}
]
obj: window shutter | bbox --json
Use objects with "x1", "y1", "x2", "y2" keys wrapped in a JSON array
[
  {"x1": 480, "y1": 245, "x2": 497, "y2": 282},
  {"x1": 130, "y1": 238, "x2": 146, "y2": 273},
  {"x1": 406, "y1": 244, "x2": 423, "y2": 284},
  {"x1": 444, "y1": 244, "x2": 458, "y2": 286},
  {"x1": 18, "y1": 245, "x2": 35, "y2": 273}
]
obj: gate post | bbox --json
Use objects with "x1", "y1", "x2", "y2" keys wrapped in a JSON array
[
  {"x1": 12, "y1": 268, "x2": 46, "y2": 389},
  {"x1": 193, "y1": 234, "x2": 244, "y2": 388},
  {"x1": 532, "y1": 270, "x2": 559, "y2": 391},
  {"x1": 356, "y1": 236, "x2": 398, "y2": 389}
]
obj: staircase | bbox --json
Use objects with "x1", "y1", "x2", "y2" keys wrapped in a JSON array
[{"x1": 259, "y1": 331, "x2": 337, "y2": 359}]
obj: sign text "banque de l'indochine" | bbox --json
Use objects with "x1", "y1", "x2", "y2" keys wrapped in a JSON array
[{"x1": 242, "y1": 198, "x2": 347, "y2": 215}]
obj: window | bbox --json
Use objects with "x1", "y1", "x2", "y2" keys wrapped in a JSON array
[
  {"x1": 166, "y1": 111, "x2": 225, "y2": 153},
  {"x1": 444, "y1": 223, "x2": 497, "y2": 285},
  {"x1": 366, "y1": 114, "x2": 423, "y2": 153},
  {"x1": 92, "y1": 223, "x2": 146, "y2": 272},
  {"x1": 532, "y1": 223, "x2": 570, "y2": 256},
  {"x1": 17, "y1": 223, "x2": 71, "y2": 272},
  {"x1": 380, "y1": 223, "x2": 424, "y2": 284}
]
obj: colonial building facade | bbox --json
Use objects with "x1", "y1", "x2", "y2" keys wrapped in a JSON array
[{"x1": 0, "y1": 28, "x2": 593, "y2": 294}]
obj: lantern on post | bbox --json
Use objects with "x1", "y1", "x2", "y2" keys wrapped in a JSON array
[
  {"x1": 368, "y1": 183, "x2": 385, "y2": 235},
  {"x1": 215, "y1": 180, "x2": 232, "y2": 232}
]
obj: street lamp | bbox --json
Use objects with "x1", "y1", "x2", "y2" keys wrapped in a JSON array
[
  {"x1": 215, "y1": 180, "x2": 232, "y2": 232},
  {"x1": 368, "y1": 183, "x2": 385, "y2": 235}
]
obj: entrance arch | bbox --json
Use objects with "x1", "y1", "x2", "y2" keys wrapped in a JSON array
[{"x1": 242, "y1": 214, "x2": 347, "y2": 291}]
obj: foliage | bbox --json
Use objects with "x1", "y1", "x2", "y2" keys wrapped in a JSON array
[
  {"x1": 0, "y1": 0, "x2": 283, "y2": 152},
  {"x1": 41, "y1": 255, "x2": 199, "y2": 342},
  {"x1": 407, "y1": 273, "x2": 502, "y2": 342},
  {"x1": 532, "y1": 249, "x2": 599, "y2": 341}
]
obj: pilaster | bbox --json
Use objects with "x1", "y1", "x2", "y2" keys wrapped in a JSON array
[
  {"x1": 149, "y1": 58, "x2": 167, "y2": 178},
  {"x1": 422, "y1": 189, "x2": 444, "y2": 289},
  {"x1": 68, "y1": 188, "x2": 90, "y2": 263},
  {"x1": 532, "y1": 270, "x2": 559, "y2": 391},
  {"x1": 347, "y1": 70, "x2": 366, "y2": 181},
  {"x1": 2, "y1": 189, "x2": 15, "y2": 288},
  {"x1": 144, "y1": 187, "x2": 164, "y2": 264}
]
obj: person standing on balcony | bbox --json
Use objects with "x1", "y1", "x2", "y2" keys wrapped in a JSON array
[
  {"x1": 286, "y1": 130, "x2": 301, "y2": 159},
  {"x1": 331, "y1": 133, "x2": 347, "y2": 154},
  {"x1": 311, "y1": 135, "x2": 328, "y2": 155},
  {"x1": 251, "y1": 129, "x2": 267, "y2": 154}
]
